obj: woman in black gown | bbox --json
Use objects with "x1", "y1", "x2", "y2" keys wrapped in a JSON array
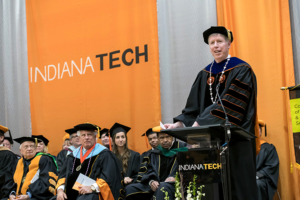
[{"x1": 110, "y1": 123, "x2": 140, "y2": 186}]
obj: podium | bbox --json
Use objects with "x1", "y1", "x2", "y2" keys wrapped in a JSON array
[{"x1": 161, "y1": 124, "x2": 256, "y2": 200}]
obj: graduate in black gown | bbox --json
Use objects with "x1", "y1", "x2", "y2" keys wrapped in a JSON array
[
  {"x1": 140, "y1": 128, "x2": 159, "y2": 162},
  {"x1": 164, "y1": 26, "x2": 260, "y2": 200},
  {"x1": 110, "y1": 123, "x2": 140, "y2": 186},
  {"x1": 0, "y1": 125, "x2": 18, "y2": 199},
  {"x1": 56, "y1": 128, "x2": 81, "y2": 175},
  {"x1": 55, "y1": 123, "x2": 124, "y2": 200},
  {"x1": 2, "y1": 136, "x2": 58, "y2": 200},
  {"x1": 126, "y1": 131, "x2": 187, "y2": 200},
  {"x1": 256, "y1": 120, "x2": 279, "y2": 200}
]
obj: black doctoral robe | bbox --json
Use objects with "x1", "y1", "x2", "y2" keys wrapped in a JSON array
[
  {"x1": 55, "y1": 144, "x2": 124, "y2": 200},
  {"x1": 125, "y1": 141, "x2": 184, "y2": 200},
  {"x1": 140, "y1": 149, "x2": 154, "y2": 164},
  {"x1": 256, "y1": 141, "x2": 279, "y2": 200},
  {"x1": 56, "y1": 148, "x2": 73, "y2": 175},
  {"x1": 173, "y1": 57, "x2": 259, "y2": 200},
  {"x1": 119, "y1": 150, "x2": 140, "y2": 183},
  {"x1": 0, "y1": 146, "x2": 18, "y2": 199},
  {"x1": 1, "y1": 153, "x2": 58, "y2": 200}
]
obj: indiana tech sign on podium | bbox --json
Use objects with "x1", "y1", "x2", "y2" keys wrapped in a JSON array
[{"x1": 26, "y1": 0, "x2": 161, "y2": 155}]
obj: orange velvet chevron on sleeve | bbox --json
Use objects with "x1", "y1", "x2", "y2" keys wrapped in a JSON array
[
  {"x1": 96, "y1": 178, "x2": 114, "y2": 200},
  {"x1": 55, "y1": 178, "x2": 66, "y2": 195}
]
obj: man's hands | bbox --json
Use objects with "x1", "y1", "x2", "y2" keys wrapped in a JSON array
[
  {"x1": 165, "y1": 177, "x2": 176, "y2": 182},
  {"x1": 12, "y1": 195, "x2": 29, "y2": 200},
  {"x1": 192, "y1": 121, "x2": 200, "y2": 127},
  {"x1": 9, "y1": 194, "x2": 16, "y2": 200},
  {"x1": 78, "y1": 186, "x2": 93, "y2": 195},
  {"x1": 164, "y1": 121, "x2": 184, "y2": 129},
  {"x1": 150, "y1": 181, "x2": 159, "y2": 192},
  {"x1": 57, "y1": 189, "x2": 68, "y2": 200},
  {"x1": 124, "y1": 177, "x2": 133, "y2": 184}
]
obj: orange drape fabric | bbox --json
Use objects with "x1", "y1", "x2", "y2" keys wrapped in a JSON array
[
  {"x1": 217, "y1": 0, "x2": 300, "y2": 199},
  {"x1": 26, "y1": 0, "x2": 161, "y2": 156}
]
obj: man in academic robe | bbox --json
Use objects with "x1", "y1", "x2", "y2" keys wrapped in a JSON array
[
  {"x1": 99, "y1": 128, "x2": 112, "y2": 149},
  {"x1": 256, "y1": 120, "x2": 279, "y2": 200},
  {"x1": 140, "y1": 128, "x2": 159, "y2": 162},
  {"x1": 55, "y1": 123, "x2": 124, "y2": 200},
  {"x1": 1, "y1": 136, "x2": 58, "y2": 200},
  {"x1": 0, "y1": 125, "x2": 18, "y2": 199},
  {"x1": 125, "y1": 131, "x2": 187, "y2": 200},
  {"x1": 57, "y1": 128, "x2": 81, "y2": 175},
  {"x1": 164, "y1": 26, "x2": 259, "y2": 200}
]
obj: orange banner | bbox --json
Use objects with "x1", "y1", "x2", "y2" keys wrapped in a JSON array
[{"x1": 26, "y1": 0, "x2": 161, "y2": 155}]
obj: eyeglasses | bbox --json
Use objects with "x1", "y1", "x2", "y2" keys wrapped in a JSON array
[
  {"x1": 23, "y1": 145, "x2": 36, "y2": 150},
  {"x1": 70, "y1": 135, "x2": 79, "y2": 139}
]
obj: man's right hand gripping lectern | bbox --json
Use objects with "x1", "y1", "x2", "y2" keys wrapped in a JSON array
[{"x1": 161, "y1": 124, "x2": 256, "y2": 200}]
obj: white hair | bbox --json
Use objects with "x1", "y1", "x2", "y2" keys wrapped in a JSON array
[
  {"x1": 77, "y1": 130, "x2": 97, "y2": 136},
  {"x1": 19, "y1": 143, "x2": 22, "y2": 149}
]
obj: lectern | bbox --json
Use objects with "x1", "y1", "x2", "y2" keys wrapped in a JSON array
[{"x1": 161, "y1": 124, "x2": 256, "y2": 200}]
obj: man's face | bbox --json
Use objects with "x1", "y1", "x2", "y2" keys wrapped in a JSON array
[
  {"x1": 70, "y1": 133, "x2": 81, "y2": 147},
  {"x1": 208, "y1": 34, "x2": 230, "y2": 63},
  {"x1": 159, "y1": 133, "x2": 173, "y2": 149},
  {"x1": 3, "y1": 139, "x2": 11, "y2": 149},
  {"x1": 148, "y1": 133, "x2": 158, "y2": 148},
  {"x1": 100, "y1": 133, "x2": 110, "y2": 146},
  {"x1": 36, "y1": 141, "x2": 45, "y2": 153},
  {"x1": 79, "y1": 130, "x2": 96, "y2": 150},
  {"x1": 20, "y1": 141, "x2": 36, "y2": 159}
]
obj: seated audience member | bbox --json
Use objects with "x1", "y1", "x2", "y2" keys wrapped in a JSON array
[
  {"x1": 32, "y1": 135, "x2": 57, "y2": 160},
  {"x1": 55, "y1": 123, "x2": 124, "y2": 200},
  {"x1": 125, "y1": 131, "x2": 187, "y2": 200},
  {"x1": 57, "y1": 128, "x2": 81, "y2": 174},
  {"x1": 256, "y1": 120, "x2": 279, "y2": 200},
  {"x1": 62, "y1": 134, "x2": 71, "y2": 149},
  {"x1": 32, "y1": 135, "x2": 49, "y2": 153},
  {"x1": 110, "y1": 123, "x2": 140, "y2": 186},
  {"x1": 99, "y1": 128, "x2": 112, "y2": 149},
  {"x1": 3, "y1": 135, "x2": 21, "y2": 159},
  {"x1": 3, "y1": 136, "x2": 13, "y2": 150},
  {"x1": 0, "y1": 125, "x2": 18, "y2": 199},
  {"x1": 2, "y1": 136, "x2": 58, "y2": 200},
  {"x1": 140, "y1": 128, "x2": 159, "y2": 160}
]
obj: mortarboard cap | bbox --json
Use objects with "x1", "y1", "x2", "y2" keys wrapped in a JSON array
[
  {"x1": 32, "y1": 135, "x2": 49, "y2": 146},
  {"x1": 110, "y1": 123, "x2": 131, "y2": 139},
  {"x1": 141, "y1": 128, "x2": 157, "y2": 138},
  {"x1": 203, "y1": 26, "x2": 233, "y2": 44},
  {"x1": 14, "y1": 136, "x2": 38, "y2": 146},
  {"x1": 99, "y1": 128, "x2": 109, "y2": 138},
  {"x1": 0, "y1": 125, "x2": 13, "y2": 145},
  {"x1": 65, "y1": 128, "x2": 78, "y2": 135},
  {"x1": 4, "y1": 137, "x2": 13, "y2": 144},
  {"x1": 0, "y1": 125, "x2": 9, "y2": 135},
  {"x1": 74, "y1": 123, "x2": 101, "y2": 138}
]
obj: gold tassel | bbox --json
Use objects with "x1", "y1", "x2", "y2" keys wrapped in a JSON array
[{"x1": 227, "y1": 29, "x2": 231, "y2": 41}]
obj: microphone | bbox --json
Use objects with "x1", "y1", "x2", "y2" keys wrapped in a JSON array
[{"x1": 216, "y1": 83, "x2": 231, "y2": 141}]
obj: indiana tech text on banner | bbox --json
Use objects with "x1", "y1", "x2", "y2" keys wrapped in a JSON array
[{"x1": 26, "y1": 0, "x2": 161, "y2": 155}]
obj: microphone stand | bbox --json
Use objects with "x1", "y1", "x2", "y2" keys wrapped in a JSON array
[{"x1": 216, "y1": 83, "x2": 232, "y2": 200}]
